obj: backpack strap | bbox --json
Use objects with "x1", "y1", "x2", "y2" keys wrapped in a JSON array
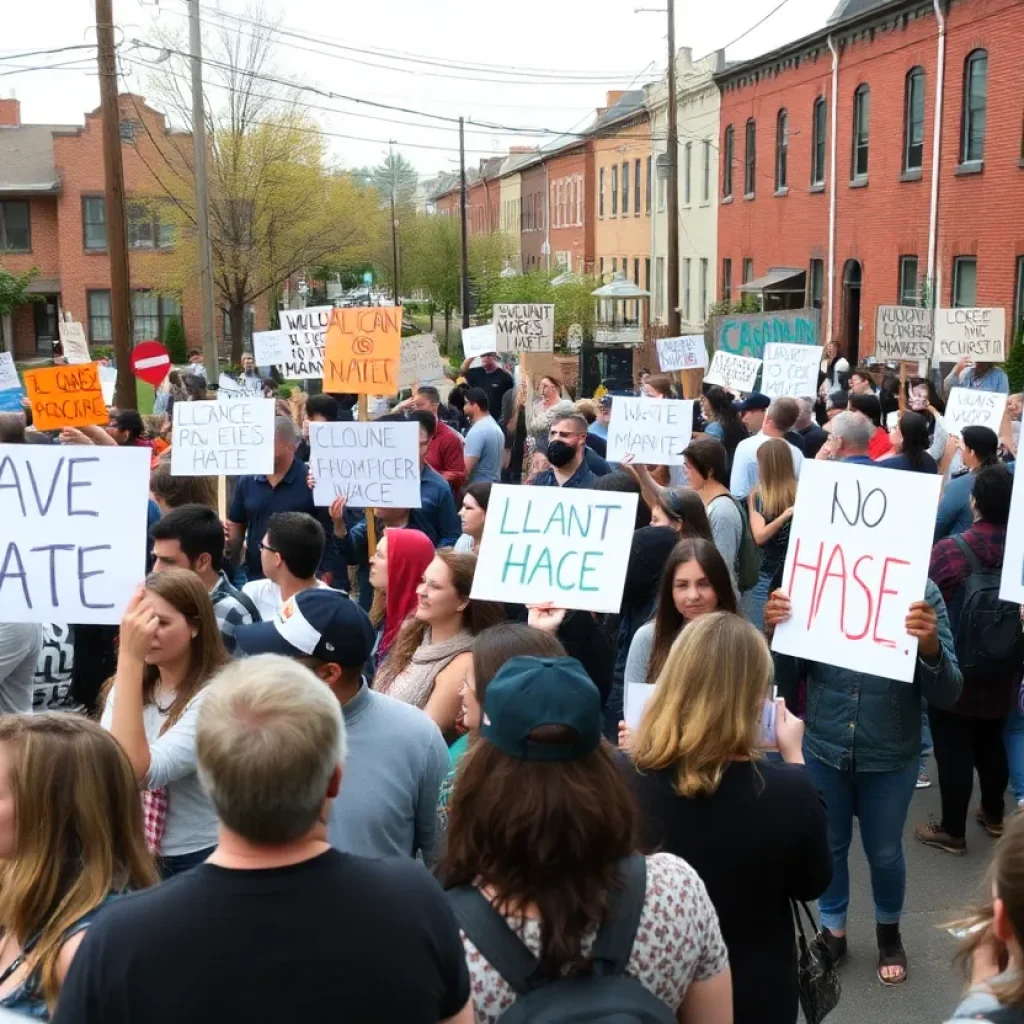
[
  {"x1": 952, "y1": 533, "x2": 983, "y2": 574},
  {"x1": 589, "y1": 854, "x2": 648, "y2": 977}
]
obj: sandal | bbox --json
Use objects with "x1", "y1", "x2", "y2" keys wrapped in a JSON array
[
  {"x1": 876, "y1": 923, "x2": 907, "y2": 986},
  {"x1": 821, "y1": 927, "x2": 847, "y2": 965}
]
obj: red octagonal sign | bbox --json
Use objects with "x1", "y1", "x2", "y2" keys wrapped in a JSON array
[{"x1": 130, "y1": 340, "x2": 171, "y2": 387}]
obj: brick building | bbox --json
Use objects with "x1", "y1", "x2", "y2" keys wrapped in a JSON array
[
  {"x1": 544, "y1": 137, "x2": 593, "y2": 275},
  {"x1": 716, "y1": 0, "x2": 1024, "y2": 363}
]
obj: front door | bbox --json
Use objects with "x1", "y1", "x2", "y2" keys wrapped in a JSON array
[
  {"x1": 842, "y1": 261, "x2": 862, "y2": 366},
  {"x1": 34, "y1": 296, "x2": 58, "y2": 355}
]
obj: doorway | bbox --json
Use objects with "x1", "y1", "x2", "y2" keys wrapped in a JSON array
[
  {"x1": 34, "y1": 296, "x2": 58, "y2": 355},
  {"x1": 842, "y1": 260, "x2": 862, "y2": 366}
]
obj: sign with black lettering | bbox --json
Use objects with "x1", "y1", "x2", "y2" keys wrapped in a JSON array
[
  {"x1": 874, "y1": 306, "x2": 933, "y2": 363},
  {"x1": 493, "y1": 304, "x2": 554, "y2": 353},
  {"x1": 171, "y1": 399, "x2": 275, "y2": 476},
  {"x1": 277, "y1": 306, "x2": 333, "y2": 379},
  {"x1": 944, "y1": 387, "x2": 1008, "y2": 438},
  {"x1": 934, "y1": 307, "x2": 1006, "y2": 362}
]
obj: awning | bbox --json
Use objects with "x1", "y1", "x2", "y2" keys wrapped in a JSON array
[
  {"x1": 739, "y1": 267, "x2": 806, "y2": 294},
  {"x1": 591, "y1": 272, "x2": 650, "y2": 299},
  {"x1": 25, "y1": 276, "x2": 61, "y2": 294}
]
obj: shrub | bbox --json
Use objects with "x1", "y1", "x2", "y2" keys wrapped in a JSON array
[{"x1": 163, "y1": 316, "x2": 187, "y2": 364}]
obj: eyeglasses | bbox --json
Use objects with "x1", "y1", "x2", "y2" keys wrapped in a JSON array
[{"x1": 259, "y1": 541, "x2": 278, "y2": 554}]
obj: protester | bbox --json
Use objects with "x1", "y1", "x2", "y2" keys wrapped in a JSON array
[
  {"x1": 531, "y1": 412, "x2": 596, "y2": 488},
  {"x1": 32, "y1": 624, "x2": 80, "y2": 714},
  {"x1": 935, "y1": 426, "x2": 1006, "y2": 541},
  {"x1": 460, "y1": 351, "x2": 514, "y2": 423},
  {"x1": 185, "y1": 348, "x2": 207, "y2": 383},
  {"x1": 821, "y1": 409, "x2": 876, "y2": 464},
  {"x1": 56, "y1": 656, "x2": 473, "y2": 1024},
  {"x1": 326, "y1": 498, "x2": 409, "y2": 606},
  {"x1": 729, "y1": 396, "x2": 804, "y2": 498},
  {"x1": 764, "y1": 579, "x2": 963, "y2": 984},
  {"x1": 848, "y1": 392, "x2": 893, "y2": 459},
  {"x1": 149, "y1": 504, "x2": 259, "y2": 654},
  {"x1": 572, "y1": 398, "x2": 607, "y2": 457},
  {"x1": 641, "y1": 372, "x2": 675, "y2": 399},
  {"x1": 404, "y1": 411, "x2": 462, "y2": 546},
  {"x1": 818, "y1": 339, "x2": 850, "y2": 400},
  {"x1": 235, "y1": 590, "x2": 449, "y2": 862},
  {"x1": 0, "y1": 624, "x2": 42, "y2": 714},
  {"x1": 590, "y1": 469, "x2": 652, "y2": 530},
  {"x1": 241, "y1": 511, "x2": 329, "y2": 620},
  {"x1": 238, "y1": 353, "x2": 260, "y2": 384},
  {"x1": 589, "y1": 394, "x2": 612, "y2": 443},
  {"x1": 102, "y1": 570, "x2": 230, "y2": 877},
  {"x1": 625, "y1": 613, "x2": 831, "y2": 1024},
  {"x1": 462, "y1": 388, "x2": 504, "y2": 484},
  {"x1": 441, "y1": 655, "x2": 732, "y2": 1023},
  {"x1": 455, "y1": 481, "x2": 490, "y2": 553},
  {"x1": 149, "y1": 459, "x2": 217, "y2": 513},
  {"x1": 735, "y1": 392, "x2": 770, "y2": 436},
  {"x1": 848, "y1": 366, "x2": 877, "y2": 395},
  {"x1": 944, "y1": 356, "x2": 1010, "y2": 397},
  {"x1": 294, "y1": 393, "x2": 339, "y2": 462},
  {"x1": 822, "y1": 388, "x2": 849, "y2": 431},
  {"x1": 371, "y1": 528, "x2": 436, "y2": 670},
  {"x1": 107, "y1": 410, "x2": 149, "y2": 448},
  {"x1": 747, "y1": 437, "x2": 797, "y2": 629},
  {"x1": 682, "y1": 438, "x2": 745, "y2": 583},
  {"x1": 523, "y1": 374, "x2": 572, "y2": 464},
  {"x1": 399, "y1": 387, "x2": 466, "y2": 493},
  {"x1": 700, "y1": 386, "x2": 748, "y2": 466},
  {"x1": 905, "y1": 376, "x2": 956, "y2": 467},
  {"x1": 795, "y1": 396, "x2": 828, "y2": 458},
  {"x1": 648, "y1": 487, "x2": 714, "y2": 539},
  {"x1": 876, "y1": 411, "x2": 939, "y2": 474}
]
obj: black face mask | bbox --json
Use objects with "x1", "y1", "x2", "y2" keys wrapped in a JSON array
[{"x1": 547, "y1": 440, "x2": 577, "y2": 468}]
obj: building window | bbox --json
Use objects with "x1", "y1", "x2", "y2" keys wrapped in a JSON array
[
  {"x1": 645, "y1": 157, "x2": 652, "y2": 214},
  {"x1": 852, "y1": 85, "x2": 870, "y2": 180},
  {"x1": 700, "y1": 258, "x2": 709, "y2": 319},
  {"x1": 723, "y1": 124, "x2": 734, "y2": 198},
  {"x1": 811, "y1": 97, "x2": 827, "y2": 185},
  {"x1": 903, "y1": 67, "x2": 925, "y2": 172},
  {"x1": 599, "y1": 168, "x2": 605, "y2": 217},
  {"x1": 82, "y1": 197, "x2": 107, "y2": 250},
  {"x1": 127, "y1": 201, "x2": 174, "y2": 250},
  {"x1": 0, "y1": 201, "x2": 30, "y2": 252},
  {"x1": 702, "y1": 140, "x2": 710, "y2": 202},
  {"x1": 682, "y1": 258, "x2": 691, "y2": 320},
  {"x1": 657, "y1": 168, "x2": 666, "y2": 211},
  {"x1": 612, "y1": 258, "x2": 618, "y2": 274},
  {"x1": 576, "y1": 175, "x2": 583, "y2": 225},
  {"x1": 684, "y1": 142, "x2": 692, "y2": 204},
  {"x1": 898, "y1": 255, "x2": 919, "y2": 305},
  {"x1": 118, "y1": 120, "x2": 138, "y2": 143},
  {"x1": 634, "y1": 159, "x2": 641, "y2": 214},
  {"x1": 961, "y1": 49, "x2": 988, "y2": 164},
  {"x1": 132, "y1": 290, "x2": 181, "y2": 343},
  {"x1": 1015, "y1": 256, "x2": 1024, "y2": 334},
  {"x1": 775, "y1": 109, "x2": 789, "y2": 191},
  {"x1": 809, "y1": 259, "x2": 824, "y2": 309},
  {"x1": 743, "y1": 258, "x2": 754, "y2": 284},
  {"x1": 86, "y1": 290, "x2": 112, "y2": 343},
  {"x1": 656, "y1": 256, "x2": 665, "y2": 318},
  {"x1": 744, "y1": 119, "x2": 756, "y2": 196},
  {"x1": 644, "y1": 257, "x2": 650, "y2": 293},
  {"x1": 622, "y1": 161, "x2": 630, "y2": 216},
  {"x1": 722, "y1": 258, "x2": 732, "y2": 303},
  {"x1": 611, "y1": 165, "x2": 618, "y2": 216},
  {"x1": 952, "y1": 256, "x2": 977, "y2": 308},
  {"x1": 634, "y1": 257, "x2": 640, "y2": 289},
  {"x1": 599, "y1": 257, "x2": 605, "y2": 278}
]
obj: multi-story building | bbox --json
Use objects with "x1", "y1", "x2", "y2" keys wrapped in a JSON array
[
  {"x1": 544, "y1": 135, "x2": 593, "y2": 275},
  {"x1": 498, "y1": 149, "x2": 535, "y2": 269}
]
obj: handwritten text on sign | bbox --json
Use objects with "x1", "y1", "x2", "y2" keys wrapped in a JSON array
[
  {"x1": 934, "y1": 308, "x2": 1006, "y2": 362},
  {"x1": 493, "y1": 304, "x2": 555, "y2": 354},
  {"x1": 398, "y1": 335, "x2": 446, "y2": 388},
  {"x1": 252, "y1": 330, "x2": 292, "y2": 369},
  {"x1": 171, "y1": 399, "x2": 275, "y2": 476},
  {"x1": 0, "y1": 445, "x2": 150, "y2": 624},
  {"x1": 23, "y1": 364, "x2": 107, "y2": 431},
  {"x1": 277, "y1": 306, "x2": 333, "y2": 380},
  {"x1": 656, "y1": 335, "x2": 708, "y2": 372},
  {"x1": 461, "y1": 323, "x2": 497, "y2": 359},
  {"x1": 606, "y1": 397, "x2": 694, "y2": 467},
  {"x1": 471, "y1": 485, "x2": 637, "y2": 614},
  {"x1": 704, "y1": 351, "x2": 761, "y2": 394},
  {"x1": 874, "y1": 306, "x2": 932, "y2": 363},
  {"x1": 309, "y1": 421, "x2": 422, "y2": 509},
  {"x1": 58, "y1": 322, "x2": 91, "y2": 364},
  {"x1": 715, "y1": 308, "x2": 818, "y2": 359},
  {"x1": 771, "y1": 460, "x2": 941, "y2": 682},
  {"x1": 323, "y1": 307, "x2": 401, "y2": 395},
  {"x1": 762, "y1": 343, "x2": 823, "y2": 398},
  {"x1": 944, "y1": 387, "x2": 1008, "y2": 438},
  {"x1": 0, "y1": 353, "x2": 23, "y2": 412}
]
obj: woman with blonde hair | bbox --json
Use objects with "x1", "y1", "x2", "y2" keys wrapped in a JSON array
[
  {"x1": 746, "y1": 437, "x2": 798, "y2": 630},
  {"x1": 0, "y1": 715, "x2": 157, "y2": 1019},
  {"x1": 625, "y1": 612, "x2": 831, "y2": 1024},
  {"x1": 103, "y1": 568, "x2": 230, "y2": 877}
]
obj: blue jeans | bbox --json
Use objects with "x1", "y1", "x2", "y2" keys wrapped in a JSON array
[
  {"x1": 742, "y1": 569, "x2": 773, "y2": 631},
  {"x1": 1005, "y1": 705, "x2": 1024, "y2": 804},
  {"x1": 805, "y1": 754, "x2": 918, "y2": 932},
  {"x1": 919, "y1": 701, "x2": 933, "y2": 773}
]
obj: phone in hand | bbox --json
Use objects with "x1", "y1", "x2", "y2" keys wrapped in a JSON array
[{"x1": 758, "y1": 699, "x2": 778, "y2": 750}]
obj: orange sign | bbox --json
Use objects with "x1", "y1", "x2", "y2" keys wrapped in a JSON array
[
  {"x1": 23, "y1": 363, "x2": 108, "y2": 432},
  {"x1": 323, "y1": 307, "x2": 401, "y2": 396}
]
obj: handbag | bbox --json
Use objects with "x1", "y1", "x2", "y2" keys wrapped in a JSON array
[{"x1": 792, "y1": 899, "x2": 841, "y2": 1024}]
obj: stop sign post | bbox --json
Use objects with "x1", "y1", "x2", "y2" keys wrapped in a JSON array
[{"x1": 130, "y1": 341, "x2": 171, "y2": 387}]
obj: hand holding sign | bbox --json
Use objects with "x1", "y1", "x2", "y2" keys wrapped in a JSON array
[
  {"x1": 704, "y1": 351, "x2": 761, "y2": 393},
  {"x1": 943, "y1": 388, "x2": 1008, "y2": 438}
]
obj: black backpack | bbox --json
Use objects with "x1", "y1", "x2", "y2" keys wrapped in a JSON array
[
  {"x1": 446, "y1": 855, "x2": 676, "y2": 1024},
  {"x1": 950, "y1": 535, "x2": 1024, "y2": 675}
]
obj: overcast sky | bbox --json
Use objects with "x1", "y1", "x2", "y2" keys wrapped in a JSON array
[{"x1": 2, "y1": 0, "x2": 829, "y2": 176}]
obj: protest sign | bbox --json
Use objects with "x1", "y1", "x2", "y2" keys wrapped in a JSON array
[
  {"x1": 999, "y1": 455, "x2": 1024, "y2": 604},
  {"x1": 23, "y1": 364, "x2": 107, "y2": 431},
  {"x1": 398, "y1": 335, "x2": 446, "y2": 388},
  {"x1": 277, "y1": 306, "x2": 333, "y2": 379},
  {"x1": 0, "y1": 353, "x2": 23, "y2": 412},
  {"x1": 874, "y1": 306, "x2": 933, "y2": 363},
  {"x1": 704, "y1": 351, "x2": 761, "y2": 393},
  {"x1": 0, "y1": 444, "x2": 150, "y2": 624},
  {"x1": 606, "y1": 397, "x2": 693, "y2": 466},
  {"x1": 470, "y1": 484, "x2": 638, "y2": 614},
  {"x1": 98, "y1": 366, "x2": 116, "y2": 407},
  {"x1": 762, "y1": 343, "x2": 823, "y2": 398},
  {"x1": 714, "y1": 308, "x2": 818, "y2": 359},
  {"x1": 656, "y1": 335, "x2": 708, "y2": 372},
  {"x1": 252, "y1": 330, "x2": 291, "y2": 368},
  {"x1": 217, "y1": 373, "x2": 263, "y2": 401},
  {"x1": 171, "y1": 398, "x2": 275, "y2": 476},
  {"x1": 494, "y1": 304, "x2": 555, "y2": 354},
  {"x1": 309, "y1": 421, "x2": 421, "y2": 509},
  {"x1": 625, "y1": 683, "x2": 655, "y2": 731},
  {"x1": 771, "y1": 459, "x2": 941, "y2": 683},
  {"x1": 934, "y1": 308, "x2": 1006, "y2": 362},
  {"x1": 461, "y1": 323, "x2": 497, "y2": 358},
  {"x1": 943, "y1": 387, "x2": 1008, "y2": 438},
  {"x1": 57, "y1": 322, "x2": 90, "y2": 364},
  {"x1": 323, "y1": 307, "x2": 401, "y2": 395}
]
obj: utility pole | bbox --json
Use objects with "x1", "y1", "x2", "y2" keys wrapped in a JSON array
[
  {"x1": 666, "y1": 0, "x2": 681, "y2": 336},
  {"x1": 458, "y1": 117, "x2": 470, "y2": 329},
  {"x1": 95, "y1": 0, "x2": 135, "y2": 409},
  {"x1": 389, "y1": 144, "x2": 400, "y2": 305},
  {"x1": 188, "y1": 0, "x2": 218, "y2": 381}
]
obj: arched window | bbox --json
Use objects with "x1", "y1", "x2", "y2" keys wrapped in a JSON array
[
  {"x1": 961, "y1": 49, "x2": 988, "y2": 163},
  {"x1": 903, "y1": 67, "x2": 925, "y2": 172},
  {"x1": 851, "y1": 85, "x2": 870, "y2": 179},
  {"x1": 744, "y1": 118, "x2": 756, "y2": 196},
  {"x1": 722, "y1": 125, "x2": 734, "y2": 198},
  {"x1": 775, "y1": 109, "x2": 789, "y2": 190}
]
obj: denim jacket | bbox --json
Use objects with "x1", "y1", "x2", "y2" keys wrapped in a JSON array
[{"x1": 773, "y1": 580, "x2": 963, "y2": 772}]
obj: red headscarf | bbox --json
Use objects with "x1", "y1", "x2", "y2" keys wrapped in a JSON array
[{"x1": 380, "y1": 528, "x2": 435, "y2": 657}]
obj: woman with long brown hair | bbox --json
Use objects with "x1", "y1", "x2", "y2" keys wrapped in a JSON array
[
  {"x1": 0, "y1": 715, "x2": 157, "y2": 1019},
  {"x1": 103, "y1": 568, "x2": 229, "y2": 877}
]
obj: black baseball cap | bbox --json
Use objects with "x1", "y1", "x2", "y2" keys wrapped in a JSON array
[
  {"x1": 735, "y1": 392, "x2": 771, "y2": 412},
  {"x1": 235, "y1": 588, "x2": 374, "y2": 667}
]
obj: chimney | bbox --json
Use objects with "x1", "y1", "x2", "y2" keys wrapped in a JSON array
[
  {"x1": 0, "y1": 98, "x2": 21, "y2": 127},
  {"x1": 604, "y1": 90, "x2": 626, "y2": 109}
]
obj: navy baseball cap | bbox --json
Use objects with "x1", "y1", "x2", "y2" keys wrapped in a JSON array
[
  {"x1": 480, "y1": 656, "x2": 602, "y2": 762},
  {"x1": 735, "y1": 392, "x2": 771, "y2": 412},
  {"x1": 234, "y1": 588, "x2": 375, "y2": 667},
  {"x1": 599, "y1": 395, "x2": 613, "y2": 409}
]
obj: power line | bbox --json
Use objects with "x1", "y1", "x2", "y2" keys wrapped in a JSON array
[
  {"x1": 0, "y1": 44, "x2": 95, "y2": 61},
  {"x1": 715, "y1": 0, "x2": 797, "y2": 55}
]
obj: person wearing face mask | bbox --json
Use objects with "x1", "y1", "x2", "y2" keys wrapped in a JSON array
[{"x1": 531, "y1": 413, "x2": 597, "y2": 488}]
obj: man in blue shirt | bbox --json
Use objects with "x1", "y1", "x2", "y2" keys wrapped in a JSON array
[
  {"x1": 532, "y1": 412, "x2": 597, "y2": 488},
  {"x1": 943, "y1": 357, "x2": 1010, "y2": 397},
  {"x1": 933, "y1": 426, "x2": 1014, "y2": 541},
  {"x1": 406, "y1": 411, "x2": 461, "y2": 546}
]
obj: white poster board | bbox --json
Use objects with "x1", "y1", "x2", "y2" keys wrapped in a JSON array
[
  {"x1": 704, "y1": 351, "x2": 762, "y2": 393},
  {"x1": 771, "y1": 460, "x2": 941, "y2": 683},
  {"x1": 308, "y1": 421, "x2": 421, "y2": 509},
  {"x1": 762, "y1": 343, "x2": 822, "y2": 398},
  {"x1": 217, "y1": 373, "x2": 263, "y2": 401},
  {"x1": 493, "y1": 304, "x2": 555, "y2": 354},
  {"x1": 0, "y1": 444, "x2": 150, "y2": 624},
  {"x1": 398, "y1": 335, "x2": 446, "y2": 388},
  {"x1": 624, "y1": 683, "x2": 656, "y2": 730},
  {"x1": 934, "y1": 308, "x2": 1006, "y2": 363},
  {"x1": 98, "y1": 366, "x2": 116, "y2": 407},
  {"x1": 58, "y1": 322, "x2": 91, "y2": 364},
  {"x1": 0, "y1": 353, "x2": 23, "y2": 412},
  {"x1": 1000, "y1": 460, "x2": 1024, "y2": 604},
  {"x1": 874, "y1": 306, "x2": 933, "y2": 363},
  {"x1": 277, "y1": 306, "x2": 333, "y2": 379},
  {"x1": 171, "y1": 399, "x2": 275, "y2": 476},
  {"x1": 470, "y1": 484, "x2": 638, "y2": 613},
  {"x1": 252, "y1": 330, "x2": 291, "y2": 368},
  {"x1": 461, "y1": 323, "x2": 497, "y2": 359},
  {"x1": 606, "y1": 397, "x2": 694, "y2": 466},
  {"x1": 943, "y1": 387, "x2": 1008, "y2": 438},
  {"x1": 656, "y1": 335, "x2": 708, "y2": 372}
]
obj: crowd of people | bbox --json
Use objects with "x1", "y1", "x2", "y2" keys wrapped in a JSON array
[{"x1": 0, "y1": 341, "x2": 1022, "y2": 1023}]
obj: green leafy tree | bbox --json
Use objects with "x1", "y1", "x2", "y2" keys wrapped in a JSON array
[
  {"x1": 163, "y1": 315, "x2": 187, "y2": 364},
  {"x1": 478, "y1": 271, "x2": 597, "y2": 351},
  {"x1": 0, "y1": 266, "x2": 43, "y2": 352},
  {"x1": 368, "y1": 153, "x2": 419, "y2": 207},
  {"x1": 403, "y1": 215, "x2": 462, "y2": 347}
]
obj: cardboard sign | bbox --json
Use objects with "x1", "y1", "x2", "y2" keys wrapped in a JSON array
[
  {"x1": 494, "y1": 304, "x2": 554, "y2": 354},
  {"x1": 398, "y1": 335, "x2": 446, "y2": 388},
  {"x1": 98, "y1": 366, "x2": 116, "y2": 407},
  {"x1": 58, "y1": 322, "x2": 91, "y2": 364},
  {"x1": 323, "y1": 307, "x2": 401, "y2": 396},
  {"x1": 999, "y1": 456, "x2": 1024, "y2": 604},
  {"x1": 656, "y1": 335, "x2": 708, "y2": 372},
  {"x1": 470, "y1": 484, "x2": 638, "y2": 614},
  {"x1": 461, "y1": 323, "x2": 497, "y2": 359},
  {"x1": 217, "y1": 373, "x2": 263, "y2": 401},
  {"x1": 704, "y1": 351, "x2": 761, "y2": 393},
  {"x1": 934, "y1": 308, "x2": 1006, "y2": 363},
  {"x1": 309, "y1": 421, "x2": 421, "y2": 509},
  {"x1": 875, "y1": 306, "x2": 933, "y2": 363},
  {"x1": 944, "y1": 387, "x2": 1008, "y2": 438},
  {"x1": 771, "y1": 460, "x2": 941, "y2": 683},
  {"x1": 714, "y1": 308, "x2": 819, "y2": 359},
  {"x1": 171, "y1": 399, "x2": 275, "y2": 476},
  {"x1": 762, "y1": 343, "x2": 823, "y2": 398},
  {"x1": 606, "y1": 397, "x2": 694, "y2": 466},
  {"x1": 277, "y1": 306, "x2": 333, "y2": 380},
  {"x1": 252, "y1": 330, "x2": 292, "y2": 368},
  {"x1": 0, "y1": 444, "x2": 150, "y2": 624},
  {"x1": 0, "y1": 353, "x2": 24, "y2": 412},
  {"x1": 23, "y1": 364, "x2": 107, "y2": 431}
]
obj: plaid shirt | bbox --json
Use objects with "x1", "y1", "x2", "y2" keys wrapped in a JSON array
[
  {"x1": 210, "y1": 572, "x2": 259, "y2": 654},
  {"x1": 929, "y1": 521, "x2": 1007, "y2": 606}
]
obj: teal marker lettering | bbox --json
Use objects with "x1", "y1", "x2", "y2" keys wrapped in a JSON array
[
  {"x1": 527, "y1": 547, "x2": 554, "y2": 586},
  {"x1": 544, "y1": 502, "x2": 566, "y2": 536},
  {"x1": 593, "y1": 504, "x2": 621, "y2": 541},
  {"x1": 579, "y1": 550, "x2": 601, "y2": 591},
  {"x1": 498, "y1": 498, "x2": 516, "y2": 535},
  {"x1": 567, "y1": 504, "x2": 591, "y2": 538},
  {"x1": 501, "y1": 544, "x2": 530, "y2": 584},
  {"x1": 555, "y1": 551, "x2": 580, "y2": 590},
  {"x1": 521, "y1": 500, "x2": 542, "y2": 534}
]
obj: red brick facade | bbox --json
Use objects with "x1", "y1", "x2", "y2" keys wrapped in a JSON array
[{"x1": 545, "y1": 144, "x2": 595, "y2": 275}]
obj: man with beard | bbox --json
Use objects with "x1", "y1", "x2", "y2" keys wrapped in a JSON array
[{"x1": 530, "y1": 412, "x2": 596, "y2": 488}]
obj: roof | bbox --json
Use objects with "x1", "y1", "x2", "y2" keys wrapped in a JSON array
[
  {"x1": 0, "y1": 125, "x2": 69, "y2": 194},
  {"x1": 593, "y1": 90, "x2": 647, "y2": 132},
  {"x1": 827, "y1": 0, "x2": 892, "y2": 24},
  {"x1": 738, "y1": 267, "x2": 806, "y2": 293}
]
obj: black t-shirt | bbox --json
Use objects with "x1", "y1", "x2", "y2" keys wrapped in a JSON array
[
  {"x1": 464, "y1": 366, "x2": 514, "y2": 421},
  {"x1": 54, "y1": 850, "x2": 470, "y2": 1024},
  {"x1": 783, "y1": 429, "x2": 806, "y2": 454},
  {"x1": 624, "y1": 759, "x2": 831, "y2": 1024},
  {"x1": 797, "y1": 422, "x2": 828, "y2": 459}
]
